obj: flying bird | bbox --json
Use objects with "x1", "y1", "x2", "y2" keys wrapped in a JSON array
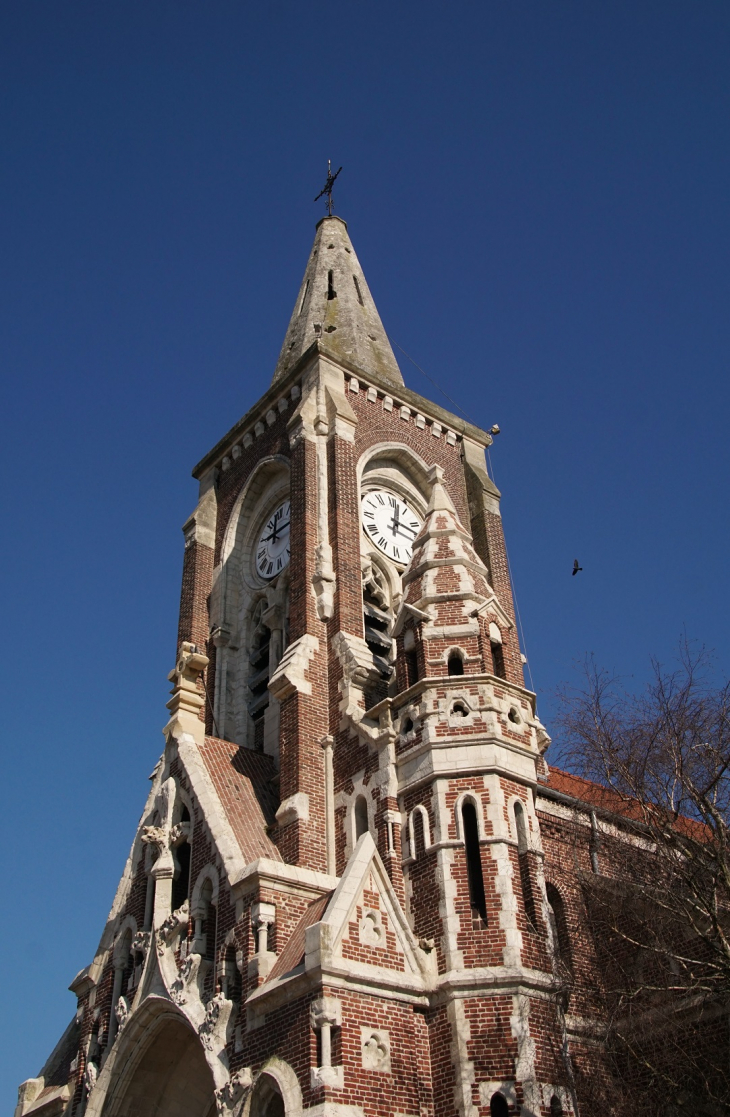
[{"x1": 572, "y1": 559, "x2": 583, "y2": 576}]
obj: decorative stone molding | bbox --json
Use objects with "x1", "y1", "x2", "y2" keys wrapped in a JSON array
[
  {"x1": 130, "y1": 930, "x2": 150, "y2": 957},
  {"x1": 248, "y1": 901, "x2": 277, "y2": 980},
  {"x1": 361, "y1": 1027, "x2": 390, "y2": 1072},
  {"x1": 310, "y1": 996, "x2": 342, "y2": 1030},
  {"x1": 199, "y1": 993, "x2": 235, "y2": 1054},
  {"x1": 479, "y1": 1080, "x2": 517, "y2": 1108},
  {"x1": 83, "y1": 1060, "x2": 99, "y2": 1096},
  {"x1": 268, "y1": 633, "x2": 319, "y2": 701},
  {"x1": 310, "y1": 1066, "x2": 344, "y2": 1090},
  {"x1": 169, "y1": 951, "x2": 201, "y2": 1007},
  {"x1": 313, "y1": 542, "x2": 336, "y2": 621},
  {"x1": 163, "y1": 642, "x2": 209, "y2": 746},
  {"x1": 156, "y1": 900, "x2": 189, "y2": 956},
  {"x1": 215, "y1": 1068, "x2": 252, "y2": 1116},
  {"x1": 251, "y1": 901, "x2": 276, "y2": 953},
  {"x1": 359, "y1": 909, "x2": 385, "y2": 948},
  {"x1": 275, "y1": 791, "x2": 310, "y2": 827},
  {"x1": 115, "y1": 996, "x2": 130, "y2": 1034},
  {"x1": 310, "y1": 997, "x2": 343, "y2": 1091}
]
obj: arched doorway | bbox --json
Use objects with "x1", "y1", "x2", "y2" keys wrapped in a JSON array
[
  {"x1": 103, "y1": 1015, "x2": 215, "y2": 1117},
  {"x1": 249, "y1": 1074, "x2": 285, "y2": 1117}
]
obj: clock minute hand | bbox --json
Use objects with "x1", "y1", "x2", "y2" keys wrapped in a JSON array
[{"x1": 263, "y1": 521, "x2": 290, "y2": 543}]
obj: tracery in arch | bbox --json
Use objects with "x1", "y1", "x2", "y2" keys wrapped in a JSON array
[
  {"x1": 357, "y1": 445, "x2": 429, "y2": 706},
  {"x1": 210, "y1": 457, "x2": 290, "y2": 754}
]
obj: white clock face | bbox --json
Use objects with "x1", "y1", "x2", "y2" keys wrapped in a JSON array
[
  {"x1": 256, "y1": 500, "x2": 291, "y2": 580},
  {"x1": 361, "y1": 490, "x2": 422, "y2": 564}
]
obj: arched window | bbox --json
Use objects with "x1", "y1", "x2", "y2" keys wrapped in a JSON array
[
  {"x1": 143, "y1": 866, "x2": 156, "y2": 932},
  {"x1": 412, "y1": 809, "x2": 425, "y2": 856},
  {"x1": 550, "y1": 1095, "x2": 564, "y2": 1116},
  {"x1": 171, "y1": 841, "x2": 191, "y2": 912},
  {"x1": 362, "y1": 560, "x2": 393, "y2": 687},
  {"x1": 447, "y1": 651, "x2": 464, "y2": 676},
  {"x1": 171, "y1": 803, "x2": 191, "y2": 912},
  {"x1": 489, "y1": 622, "x2": 506, "y2": 679},
  {"x1": 192, "y1": 873, "x2": 219, "y2": 979},
  {"x1": 354, "y1": 796, "x2": 369, "y2": 841},
  {"x1": 201, "y1": 879, "x2": 217, "y2": 964},
  {"x1": 546, "y1": 884, "x2": 573, "y2": 973},
  {"x1": 490, "y1": 1093, "x2": 509, "y2": 1116},
  {"x1": 221, "y1": 944, "x2": 242, "y2": 1002},
  {"x1": 250, "y1": 1076, "x2": 286, "y2": 1117},
  {"x1": 461, "y1": 800, "x2": 487, "y2": 924},
  {"x1": 514, "y1": 801, "x2": 538, "y2": 928}
]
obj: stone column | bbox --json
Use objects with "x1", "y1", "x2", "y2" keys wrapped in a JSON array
[{"x1": 310, "y1": 996, "x2": 343, "y2": 1090}]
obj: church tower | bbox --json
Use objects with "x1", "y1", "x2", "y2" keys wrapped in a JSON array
[{"x1": 17, "y1": 214, "x2": 575, "y2": 1117}]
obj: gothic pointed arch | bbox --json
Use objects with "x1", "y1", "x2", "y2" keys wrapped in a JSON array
[
  {"x1": 89, "y1": 1001, "x2": 215, "y2": 1117},
  {"x1": 210, "y1": 455, "x2": 291, "y2": 749},
  {"x1": 243, "y1": 1057, "x2": 303, "y2": 1117}
]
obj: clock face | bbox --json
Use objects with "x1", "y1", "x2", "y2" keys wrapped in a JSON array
[
  {"x1": 256, "y1": 500, "x2": 291, "y2": 580},
  {"x1": 361, "y1": 490, "x2": 422, "y2": 564}
]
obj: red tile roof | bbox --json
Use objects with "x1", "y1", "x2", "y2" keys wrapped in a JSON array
[
  {"x1": 545, "y1": 766, "x2": 707, "y2": 840},
  {"x1": 200, "y1": 737, "x2": 282, "y2": 864}
]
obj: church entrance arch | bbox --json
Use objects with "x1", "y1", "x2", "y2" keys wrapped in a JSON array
[{"x1": 100, "y1": 1010, "x2": 215, "y2": 1117}]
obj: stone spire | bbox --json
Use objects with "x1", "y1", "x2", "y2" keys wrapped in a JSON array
[
  {"x1": 401, "y1": 465, "x2": 493, "y2": 628},
  {"x1": 271, "y1": 216, "x2": 404, "y2": 386},
  {"x1": 396, "y1": 465, "x2": 516, "y2": 681}
]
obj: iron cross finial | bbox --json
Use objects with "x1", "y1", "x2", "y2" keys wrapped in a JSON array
[{"x1": 314, "y1": 160, "x2": 342, "y2": 216}]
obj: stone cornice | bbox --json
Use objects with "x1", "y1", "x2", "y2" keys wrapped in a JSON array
[{"x1": 192, "y1": 339, "x2": 496, "y2": 479}]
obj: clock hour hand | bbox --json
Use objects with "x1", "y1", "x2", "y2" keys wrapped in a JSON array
[{"x1": 263, "y1": 520, "x2": 290, "y2": 543}]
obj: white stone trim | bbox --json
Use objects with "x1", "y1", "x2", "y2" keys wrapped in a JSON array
[
  {"x1": 407, "y1": 804, "x2": 432, "y2": 855},
  {"x1": 453, "y1": 791, "x2": 487, "y2": 842},
  {"x1": 191, "y1": 864, "x2": 220, "y2": 915}
]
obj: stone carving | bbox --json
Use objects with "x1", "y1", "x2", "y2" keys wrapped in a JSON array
[
  {"x1": 83, "y1": 1060, "x2": 98, "y2": 1095},
  {"x1": 115, "y1": 996, "x2": 130, "y2": 1033},
  {"x1": 169, "y1": 821, "x2": 191, "y2": 846},
  {"x1": 141, "y1": 825, "x2": 167, "y2": 852},
  {"x1": 362, "y1": 557, "x2": 389, "y2": 609},
  {"x1": 131, "y1": 930, "x2": 150, "y2": 957},
  {"x1": 361, "y1": 1027, "x2": 391, "y2": 1072},
  {"x1": 359, "y1": 909, "x2": 385, "y2": 948},
  {"x1": 164, "y1": 641, "x2": 210, "y2": 746},
  {"x1": 268, "y1": 633, "x2": 319, "y2": 702},
  {"x1": 214, "y1": 1068, "x2": 252, "y2": 1115},
  {"x1": 199, "y1": 993, "x2": 235, "y2": 1053},
  {"x1": 158, "y1": 898, "x2": 188, "y2": 942},
  {"x1": 170, "y1": 951, "x2": 201, "y2": 1007}
]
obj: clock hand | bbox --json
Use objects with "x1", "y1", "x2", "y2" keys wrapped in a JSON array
[{"x1": 262, "y1": 521, "x2": 290, "y2": 543}]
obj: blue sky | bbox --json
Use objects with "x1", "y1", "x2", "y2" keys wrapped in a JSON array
[{"x1": 2, "y1": 0, "x2": 729, "y2": 1106}]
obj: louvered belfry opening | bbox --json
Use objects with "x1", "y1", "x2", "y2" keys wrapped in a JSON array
[{"x1": 248, "y1": 602, "x2": 272, "y2": 752}]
